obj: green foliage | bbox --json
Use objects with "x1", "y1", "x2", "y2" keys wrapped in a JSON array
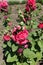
[
  {"x1": 7, "y1": 54, "x2": 18, "y2": 62},
  {"x1": 12, "y1": 44, "x2": 18, "y2": 52},
  {"x1": 23, "y1": 48, "x2": 36, "y2": 59},
  {"x1": 3, "y1": 43, "x2": 7, "y2": 48},
  {"x1": 36, "y1": 3, "x2": 42, "y2": 10},
  {"x1": 7, "y1": 41, "x2": 12, "y2": 47}
]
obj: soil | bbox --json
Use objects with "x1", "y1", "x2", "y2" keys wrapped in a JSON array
[{"x1": 0, "y1": 4, "x2": 43, "y2": 65}]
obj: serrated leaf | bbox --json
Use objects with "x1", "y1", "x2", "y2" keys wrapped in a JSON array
[
  {"x1": 12, "y1": 44, "x2": 18, "y2": 52},
  {"x1": 7, "y1": 54, "x2": 18, "y2": 62},
  {"x1": 23, "y1": 48, "x2": 36, "y2": 59},
  {"x1": 7, "y1": 41, "x2": 11, "y2": 47}
]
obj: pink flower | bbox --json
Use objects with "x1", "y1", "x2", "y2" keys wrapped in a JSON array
[
  {"x1": 11, "y1": 34, "x2": 16, "y2": 41},
  {"x1": 24, "y1": 44, "x2": 28, "y2": 48},
  {"x1": 25, "y1": 0, "x2": 36, "y2": 12},
  {"x1": 27, "y1": 0, "x2": 36, "y2": 6},
  {"x1": 12, "y1": 27, "x2": 17, "y2": 33},
  {"x1": 1, "y1": 1, "x2": 8, "y2": 9},
  {"x1": 8, "y1": 22, "x2": 12, "y2": 26},
  {"x1": 16, "y1": 30, "x2": 28, "y2": 45},
  {"x1": 17, "y1": 48, "x2": 23, "y2": 54},
  {"x1": 11, "y1": 28, "x2": 29, "y2": 45},
  {"x1": 38, "y1": 23, "x2": 43, "y2": 29},
  {"x1": 3, "y1": 34, "x2": 10, "y2": 41},
  {"x1": 16, "y1": 30, "x2": 28, "y2": 41},
  {"x1": 4, "y1": 16, "x2": 8, "y2": 19}
]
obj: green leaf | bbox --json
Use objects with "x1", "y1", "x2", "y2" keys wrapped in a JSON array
[
  {"x1": 5, "y1": 51, "x2": 9, "y2": 56},
  {"x1": 3, "y1": 43, "x2": 7, "y2": 48},
  {"x1": 31, "y1": 46, "x2": 37, "y2": 51},
  {"x1": 23, "y1": 48, "x2": 36, "y2": 59},
  {"x1": 12, "y1": 44, "x2": 18, "y2": 52},
  {"x1": 38, "y1": 40, "x2": 43, "y2": 51},
  {"x1": 17, "y1": 62, "x2": 28, "y2": 65},
  {"x1": 7, "y1": 18, "x2": 11, "y2": 22},
  {"x1": 6, "y1": 26, "x2": 10, "y2": 31},
  {"x1": 23, "y1": 62, "x2": 28, "y2": 65},
  {"x1": 30, "y1": 60, "x2": 36, "y2": 65},
  {"x1": 36, "y1": 52, "x2": 42, "y2": 61},
  {"x1": 7, "y1": 54, "x2": 18, "y2": 62},
  {"x1": 7, "y1": 41, "x2": 11, "y2": 47},
  {"x1": 17, "y1": 62, "x2": 22, "y2": 65},
  {"x1": 28, "y1": 36, "x2": 36, "y2": 46}
]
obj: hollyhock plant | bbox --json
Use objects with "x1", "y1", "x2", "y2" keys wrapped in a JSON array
[{"x1": 3, "y1": 1, "x2": 43, "y2": 65}]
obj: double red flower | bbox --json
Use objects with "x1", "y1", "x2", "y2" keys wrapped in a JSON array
[
  {"x1": 0, "y1": 1, "x2": 8, "y2": 11},
  {"x1": 25, "y1": 0, "x2": 36, "y2": 12},
  {"x1": 11, "y1": 26, "x2": 29, "y2": 45}
]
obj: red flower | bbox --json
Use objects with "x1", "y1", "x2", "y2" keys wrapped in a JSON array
[
  {"x1": 11, "y1": 29, "x2": 28, "y2": 45},
  {"x1": 38, "y1": 23, "x2": 43, "y2": 29},
  {"x1": 16, "y1": 30, "x2": 28, "y2": 41},
  {"x1": 1, "y1": 1, "x2": 8, "y2": 9},
  {"x1": 25, "y1": 4, "x2": 30, "y2": 12},
  {"x1": 3, "y1": 34, "x2": 10, "y2": 41},
  {"x1": 15, "y1": 29, "x2": 28, "y2": 45},
  {"x1": 25, "y1": 0, "x2": 36, "y2": 12},
  {"x1": 27, "y1": 0, "x2": 36, "y2": 6}
]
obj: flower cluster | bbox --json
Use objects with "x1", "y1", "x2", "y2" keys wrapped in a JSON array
[
  {"x1": 25, "y1": 0, "x2": 36, "y2": 12},
  {"x1": 3, "y1": 26, "x2": 29, "y2": 45},
  {"x1": 0, "y1": 1, "x2": 8, "y2": 12},
  {"x1": 3, "y1": 26, "x2": 29, "y2": 54}
]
